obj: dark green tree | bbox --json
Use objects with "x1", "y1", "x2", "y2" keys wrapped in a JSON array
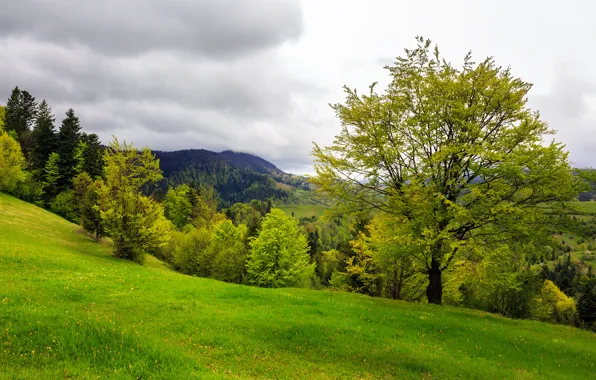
[
  {"x1": 57, "y1": 109, "x2": 82, "y2": 189},
  {"x1": 577, "y1": 288, "x2": 596, "y2": 328},
  {"x1": 82, "y1": 133, "x2": 104, "y2": 179},
  {"x1": 32, "y1": 100, "x2": 58, "y2": 171},
  {"x1": 4, "y1": 87, "x2": 37, "y2": 159}
]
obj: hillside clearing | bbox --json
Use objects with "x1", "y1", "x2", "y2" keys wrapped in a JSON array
[{"x1": 0, "y1": 193, "x2": 594, "y2": 379}]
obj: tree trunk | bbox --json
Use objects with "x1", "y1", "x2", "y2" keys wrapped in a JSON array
[{"x1": 426, "y1": 257, "x2": 442, "y2": 305}]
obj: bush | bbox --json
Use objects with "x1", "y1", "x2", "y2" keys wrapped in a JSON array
[
  {"x1": 174, "y1": 228, "x2": 214, "y2": 276},
  {"x1": 50, "y1": 190, "x2": 78, "y2": 223},
  {"x1": 533, "y1": 280, "x2": 577, "y2": 325}
]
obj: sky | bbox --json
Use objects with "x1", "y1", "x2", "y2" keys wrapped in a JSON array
[{"x1": 1, "y1": 0, "x2": 595, "y2": 174}]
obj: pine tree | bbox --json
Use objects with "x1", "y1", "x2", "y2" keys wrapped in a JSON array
[
  {"x1": 577, "y1": 288, "x2": 596, "y2": 327},
  {"x1": 3, "y1": 87, "x2": 22, "y2": 135},
  {"x1": 81, "y1": 133, "x2": 104, "y2": 179},
  {"x1": 32, "y1": 100, "x2": 58, "y2": 171},
  {"x1": 72, "y1": 140, "x2": 87, "y2": 178},
  {"x1": 4, "y1": 87, "x2": 37, "y2": 160},
  {"x1": 43, "y1": 152, "x2": 61, "y2": 203},
  {"x1": 57, "y1": 109, "x2": 82, "y2": 189}
]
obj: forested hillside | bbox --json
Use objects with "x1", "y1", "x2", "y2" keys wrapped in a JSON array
[{"x1": 153, "y1": 149, "x2": 322, "y2": 207}]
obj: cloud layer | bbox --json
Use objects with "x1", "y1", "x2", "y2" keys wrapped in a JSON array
[{"x1": 0, "y1": 0, "x2": 323, "y2": 171}]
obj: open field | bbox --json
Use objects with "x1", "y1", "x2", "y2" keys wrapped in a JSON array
[
  {"x1": 278, "y1": 205, "x2": 327, "y2": 219},
  {"x1": 1, "y1": 193, "x2": 595, "y2": 379}
]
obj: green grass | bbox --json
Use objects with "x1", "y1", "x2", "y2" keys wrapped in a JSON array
[
  {"x1": 573, "y1": 201, "x2": 596, "y2": 214},
  {"x1": 1, "y1": 193, "x2": 595, "y2": 379},
  {"x1": 278, "y1": 205, "x2": 327, "y2": 219}
]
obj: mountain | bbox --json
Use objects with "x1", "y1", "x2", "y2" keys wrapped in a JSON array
[{"x1": 152, "y1": 149, "x2": 322, "y2": 207}]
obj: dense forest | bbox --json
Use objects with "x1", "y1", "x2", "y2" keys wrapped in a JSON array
[
  {"x1": 152, "y1": 149, "x2": 321, "y2": 207},
  {"x1": 1, "y1": 37, "x2": 596, "y2": 333}
]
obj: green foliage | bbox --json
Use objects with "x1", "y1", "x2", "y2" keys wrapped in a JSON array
[
  {"x1": 173, "y1": 227, "x2": 214, "y2": 276},
  {"x1": 0, "y1": 130, "x2": 27, "y2": 192},
  {"x1": 211, "y1": 220, "x2": 247, "y2": 283},
  {"x1": 50, "y1": 190, "x2": 78, "y2": 223},
  {"x1": 0, "y1": 105, "x2": 5, "y2": 131},
  {"x1": 80, "y1": 179, "x2": 105, "y2": 242},
  {"x1": 312, "y1": 37, "x2": 580, "y2": 304},
  {"x1": 246, "y1": 209, "x2": 314, "y2": 288},
  {"x1": 577, "y1": 288, "x2": 596, "y2": 329},
  {"x1": 72, "y1": 139, "x2": 87, "y2": 177},
  {"x1": 3, "y1": 87, "x2": 37, "y2": 159},
  {"x1": 31, "y1": 100, "x2": 58, "y2": 171},
  {"x1": 533, "y1": 280, "x2": 577, "y2": 324},
  {"x1": 164, "y1": 185, "x2": 193, "y2": 229},
  {"x1": 42, "y1": 152, "x2": 61, "y2": 203},
  {"x1": 81, "y1": 133, "x2": 104, "y2": 179},
  {"x1": 57, "y1": 108, "x2": 82, "y2": 190},
  {"x1": 99, "y1": 137, "x2": 170, "y2": 263}
]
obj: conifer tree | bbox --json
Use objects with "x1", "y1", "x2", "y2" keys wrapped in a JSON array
[
  {"x1": 57, "y1": 109, "x2": 82, "y2": 189},
  {"x1": 32, "y1": 100, "x2": 58, "y2": 171},
  {"x1": 43, "y1": 152, "x2": 61, "y2": 203},
  {"x1": 81, "y1": 133, "x2": 104, "y2": 179},
  {"x1": 4, "y1": 87, "x2": 37, "y2": 159}
]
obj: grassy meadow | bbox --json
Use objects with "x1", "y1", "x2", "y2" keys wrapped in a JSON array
[
  {"x1": 1, "y1": 192, "x2": 595, "y2": 379},
  {"x1": 279, "y1": 205, "x2": 327, "y2": 219}
]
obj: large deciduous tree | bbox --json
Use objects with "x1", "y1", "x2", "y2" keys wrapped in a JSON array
[
  {"x1": 312, "y1": 37, "x2": 580, "y2": 304},
  {"x1": 99, "y1": 137, "x2": 170, "y2": 263}
]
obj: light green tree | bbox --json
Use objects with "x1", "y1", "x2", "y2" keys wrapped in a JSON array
[
  {"x1": 0, "y1": 105, "x2": 5, "y2": 131},
  {"x1": 42, "y1": 152, "x2": 61, "y2": 202},
  {"x1": 164, "y1": 185, "x2": 193, "y2": 229},
  {"x1": 211, "y1": 220, "x2": 247, "y2": 283},
  {"x1": 72, "y1": 140, "x2": 87, "y2": 177},
  {"x1": 0, "y1": 129, "x2": 27, "y2": 192},
  {"x1": 99, "y1": 137, "x2": 171, "y2": 263},
  {"x1": 312, "y1": 37, "x2": 580, "y2": 304},
  {"x1": 246, "y1": 209, "x2": 314, "y2": 288},
  {"x1": 81, "y1": 179, "x2": 105, "y2": 242}
]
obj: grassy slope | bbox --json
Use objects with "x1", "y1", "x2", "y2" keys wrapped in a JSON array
[
  {"x1": 0, "y1": 193, "x2": 595, "y2": 380},
  {"x1": 278, "y1": 205, "x2": 327, "y2": 219}
]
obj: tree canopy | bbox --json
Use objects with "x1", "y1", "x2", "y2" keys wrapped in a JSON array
[{"x1": 312, "y1": 37, "x2": 581, "y2": 304}]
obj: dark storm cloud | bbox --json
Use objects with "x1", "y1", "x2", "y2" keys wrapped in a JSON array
[{"x1": 0, "y1": 0, "x2": 303, "y2": 58}]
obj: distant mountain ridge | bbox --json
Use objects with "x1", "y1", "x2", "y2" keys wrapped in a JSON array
[{"x1": 152, "y1": 148, "x2": 322, "y2": 207}]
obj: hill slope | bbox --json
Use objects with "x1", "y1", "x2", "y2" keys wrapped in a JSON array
[
  {"x1": 153, "y1": 149, "x2": 320, "y2": 207},
  {"x1": 0, "y1": 193, "x2": 594, "y2": 379}
]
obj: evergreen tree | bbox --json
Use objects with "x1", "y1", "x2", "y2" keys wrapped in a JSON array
[
  {"x1": 57, "y1": 109, "x2": 82, "y2": 189},
  {"x1": 3, "y1": 87, "x2": 22, "y2": 135},
  {"x1": 577, "y1": 288, "x2": 596, "y2": 328},
  {"x1": 4, "y1": 87, "x2": 37, "y2": 160},
  {"x1": 81, "y1": 133, "x2": 104, "y2": 179},
  {"x1": 81, "y1": 179, "x2": 105, "y2": 242},
  {"x1": 43, "y1": 152, "x2": 61, "y2": 203},
  {"x1": 32, "y1": 100, "x2": 58, "y2": 171}
]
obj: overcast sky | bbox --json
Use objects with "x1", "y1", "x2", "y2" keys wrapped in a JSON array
[{"x1": 1, "y1": 0, "x2": 595, "y2": 173}]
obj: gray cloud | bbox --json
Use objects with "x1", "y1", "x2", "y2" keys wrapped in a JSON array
[
  {"x1": 0, "y1": 0, "x2": 323, "y2": 173},
  {"x1": 530, "y1": 65, "x2": 596, "y2": 168},
  {"x1": 0, "y1": 0, "x2": 302, "y2": 58}
]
